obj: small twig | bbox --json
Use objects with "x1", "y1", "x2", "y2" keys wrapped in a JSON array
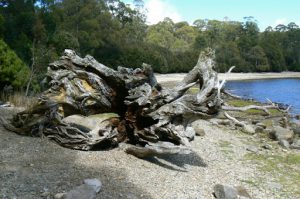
[{"x1": 224, "y1": 112, "x2": 244, "y2": 127}]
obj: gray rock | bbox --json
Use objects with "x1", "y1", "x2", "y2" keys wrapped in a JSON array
[
  {"x1": 262, "y1": 144, "x2": 272, "y2": 150},
  {"x1": 255, "y1": 126, "x2": 264, "y2": 133},
  {"x1": 235, "y1": 186, "x2": 252, "y2": 198},
  {"x1": 263, "y1": 128, "x2": 272, "y2": 134},
  {"x1": 291, "y1": 139, "x2": 300, "y2": 150},
  {"x1": 251, "y1": 120, "x2": 259, "y2": 125},
  {"x1": 83, "y1": 179, "x2": 102, "y2": 193},
  {"x1": 194, "y1": 128, "x2": 206, "y2": 136},
  {"x1": 54, "y1": 193, "x2": 65, "y2": 199},
  {"x1": 213, "y1": 184, "x2": 251, "y2": 199},
  {"x1": 256, "y1": 123, "x2": 266, "y2": 129},
  {"x1": 279, "y1": 139, "x2": 290, "y2": 149},
  {"x1": 213, "y1": 184, "x2": 238, "y2": 199},
  {"x1": 246, "y1": 146, "x2": 259, "y2": 153},
  {"x1": 41, "y1": 191, "x2": 50, "y2": 197},
  {"x1": 272, "y1": 126, "x2": 294, "y2": 141},
  {"x1": 292, "y1": 126, "x2": 300, "y2": 136},
  {"x1": 267, "y1": 182, "x2": 282, "y2": 191},
  {"x1": 63, "y1": 184, "x2": 96, "y2": 199},
  {"x1": 279, "y1": 117, "x2": 289, "y2": 128},
  {"x1": 242, "y1": 125, "x2": 255, "y2": 135},
  {"x1": 192, "y1": 120, "x2": 210, "y2": 136}
]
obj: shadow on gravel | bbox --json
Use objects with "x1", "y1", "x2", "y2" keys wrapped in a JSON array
[
  {"x1": 0, "y1": 108, "x2": 152, "y2": 199},
  {"x1": 143, "y1": 152, "x2": 207, "y2": 172}
]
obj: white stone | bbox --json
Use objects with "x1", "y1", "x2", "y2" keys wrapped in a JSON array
[{"x1": 83, "y1": 178, "x2": 102, "y2": 193}]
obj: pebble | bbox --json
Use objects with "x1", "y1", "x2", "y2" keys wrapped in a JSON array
[
  {"x1": 246, "y1": 146, "x2": 259, "y2": 153},
  {"x1": 213, "y1": 184, "x2": 238, "y2": 199},
  {"x1": 267, "y1": 182, "x2": 282, "y2": 191},
  {"x1": 195, "y1": 128, "x2": 206, "y2": 136},
  {"x1": 262, "y1": 144, "x2": 272, "y2": 150},
  {"x1": 63, "y1": 184, "x2": 96, "y2": 199},
  {"x1": 83, "y1": 178, "x2": 102, "y2": 193},
  {"x1": 41, "y1": 191, "x2": 50, "y2": 197},
  {"x1": 213, "y1": 184, "x2": 252, "y2": 199},
  {"x1": 291, "y1": 139, "x2": 300, "y2": 150},
  {"x1": 54, "y1": 193, "x2": 65, "y2": 199}
]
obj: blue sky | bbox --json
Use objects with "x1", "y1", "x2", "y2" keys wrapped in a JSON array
[{"x1": 123, "y1": 0, "x2": 300, "y2": 31}]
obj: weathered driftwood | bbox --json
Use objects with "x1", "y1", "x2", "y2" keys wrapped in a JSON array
[
  {"x1": 2, "y1": 48, "x2": 287, "y2": 157},
  {"x1": 2, "y1": 48, "x2": 221, "y2": 155}
]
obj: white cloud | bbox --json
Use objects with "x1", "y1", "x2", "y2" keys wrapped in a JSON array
[
  {"x1": 274, "y1": 18, "x2": 287, "y2": 26},
  {"x1": 144, "y1": 0, "x2": 182, "y2": 24}
]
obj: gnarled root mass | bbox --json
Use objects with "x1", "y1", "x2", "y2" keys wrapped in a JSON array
[
  {"x1": 2, "y1": 48, "x2": 220, "y2": 156},
  {"x1": 3, "y1": 48, "x2": 284, "y2": 157}
]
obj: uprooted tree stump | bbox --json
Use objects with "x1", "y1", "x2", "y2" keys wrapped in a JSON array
[{"x1": 1, "y1": 48, "x2": 284, "y2": 158}]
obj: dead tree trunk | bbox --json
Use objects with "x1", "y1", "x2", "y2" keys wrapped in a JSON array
[{"x1": 3, "y1": 48, "x2": 223, "y2": 155}]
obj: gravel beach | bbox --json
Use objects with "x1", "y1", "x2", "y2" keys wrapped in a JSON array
[{"x1": 1, "y1": 107, "x2": 299, "y2": 199}]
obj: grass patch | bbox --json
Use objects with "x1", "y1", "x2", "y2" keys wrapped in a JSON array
[
  {"x1": 240, "y1": 179, "x2": 263, "y2": 189},
  {"x1": 227, "y1": 99, "x2": 260, "y2": 107},
  {"x1": 226, "y1": 99, "x2": 285, "y2": 117},
  {"x1": 218, "y1": 140, "x2": 232, "y2": 148},
  {"x1": 218, "y1": 140, "x2": 234, "y2": 158},
  {"x1": 262, "y1": 119, "x2": 274, "y2": 128},
  {"x1": 0, "y1": 92, "x2": 37, "y2": 108},
  {"x1": 244, "y1": 152, "x2": 300, "y2": 197},
  {"x1": 227, "y1": 99, "x2": 265, "y2": 115},
  {"x1": 269, "y1": 108, "x2": 282, "y2": 116}
]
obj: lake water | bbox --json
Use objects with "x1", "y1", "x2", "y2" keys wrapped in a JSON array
[{"x1": 225, "y1": 78, "x2": 300, "y2": 115}]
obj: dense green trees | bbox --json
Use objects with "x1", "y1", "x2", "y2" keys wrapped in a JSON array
[
  {"x1": 0, "y1": 39, "x2": 29, "y2": 89},
  {"x1": 1, "y1": 0, "x2": 300, "y2": 92}
]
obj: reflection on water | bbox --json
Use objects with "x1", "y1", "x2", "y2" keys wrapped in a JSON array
[{"x1": 225, "y1": 78, "x2": 300, "y2": 114}]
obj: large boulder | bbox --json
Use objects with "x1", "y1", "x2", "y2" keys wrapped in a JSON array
[
  {"x1": 271, "y1": 126, "x2": 294, "y2": 142},
  {"x1": 291, "y1": 125, "x2": 300, "y2": 136}
]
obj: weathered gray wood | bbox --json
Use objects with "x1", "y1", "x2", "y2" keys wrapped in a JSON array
[{"x1": 4, "y1": 48, "x2": 282, "y2": 157}]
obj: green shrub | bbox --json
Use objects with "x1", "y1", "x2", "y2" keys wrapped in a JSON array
[{"x1": 0, "y1": 39, "x2": 30, "y2": 89}]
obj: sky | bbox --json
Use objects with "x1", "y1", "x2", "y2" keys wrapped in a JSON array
[{"x1": 123, "y1": 0, "x2": 300, "y2": 31}]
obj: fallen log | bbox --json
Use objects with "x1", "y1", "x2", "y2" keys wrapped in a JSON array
[
  {"x1": 1, "y1": 48, "x2": 287, "y2": 157},
  {"x1": 1, "y1": 48, "x2": 220, "y2": 155}
]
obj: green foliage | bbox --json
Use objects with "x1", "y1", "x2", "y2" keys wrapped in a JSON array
[
  {"x1": 1, "y1": 0, "x2": 300, "y2": 94},
  {"x1": 0, "y1": 39, "x2": 29, "y2": 89},
  {"x1": 52, "y1": 30, "x2": 79, "y2": 54},
  {"x1": 0, "y1": 14, "x2": 4, "y2": 37}
]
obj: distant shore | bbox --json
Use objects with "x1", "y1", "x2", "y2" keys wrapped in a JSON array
[{"x1": 156, "y1": 72, "x2": 300, "y2": 83}]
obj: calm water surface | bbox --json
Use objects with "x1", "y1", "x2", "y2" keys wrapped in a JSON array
[{"x1": 225, "y1": 78, "x2": 300, "y2": 114}]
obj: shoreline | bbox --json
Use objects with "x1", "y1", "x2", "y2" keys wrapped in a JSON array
[{"x1": 156, "y1": 72, "x2": 300, "y2": 83}]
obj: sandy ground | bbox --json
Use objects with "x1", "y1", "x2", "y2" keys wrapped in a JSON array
[
  {"x1": 1, "y1": 107, "x2": 299, "y2": 199},
  {"x1": 156, "y1": 72, "x2": 300, "y2": 84}
]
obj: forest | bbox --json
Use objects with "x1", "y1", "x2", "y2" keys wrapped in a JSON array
[{"x1": 0, "y1": 0, "x2": 300, "y2": 92}]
